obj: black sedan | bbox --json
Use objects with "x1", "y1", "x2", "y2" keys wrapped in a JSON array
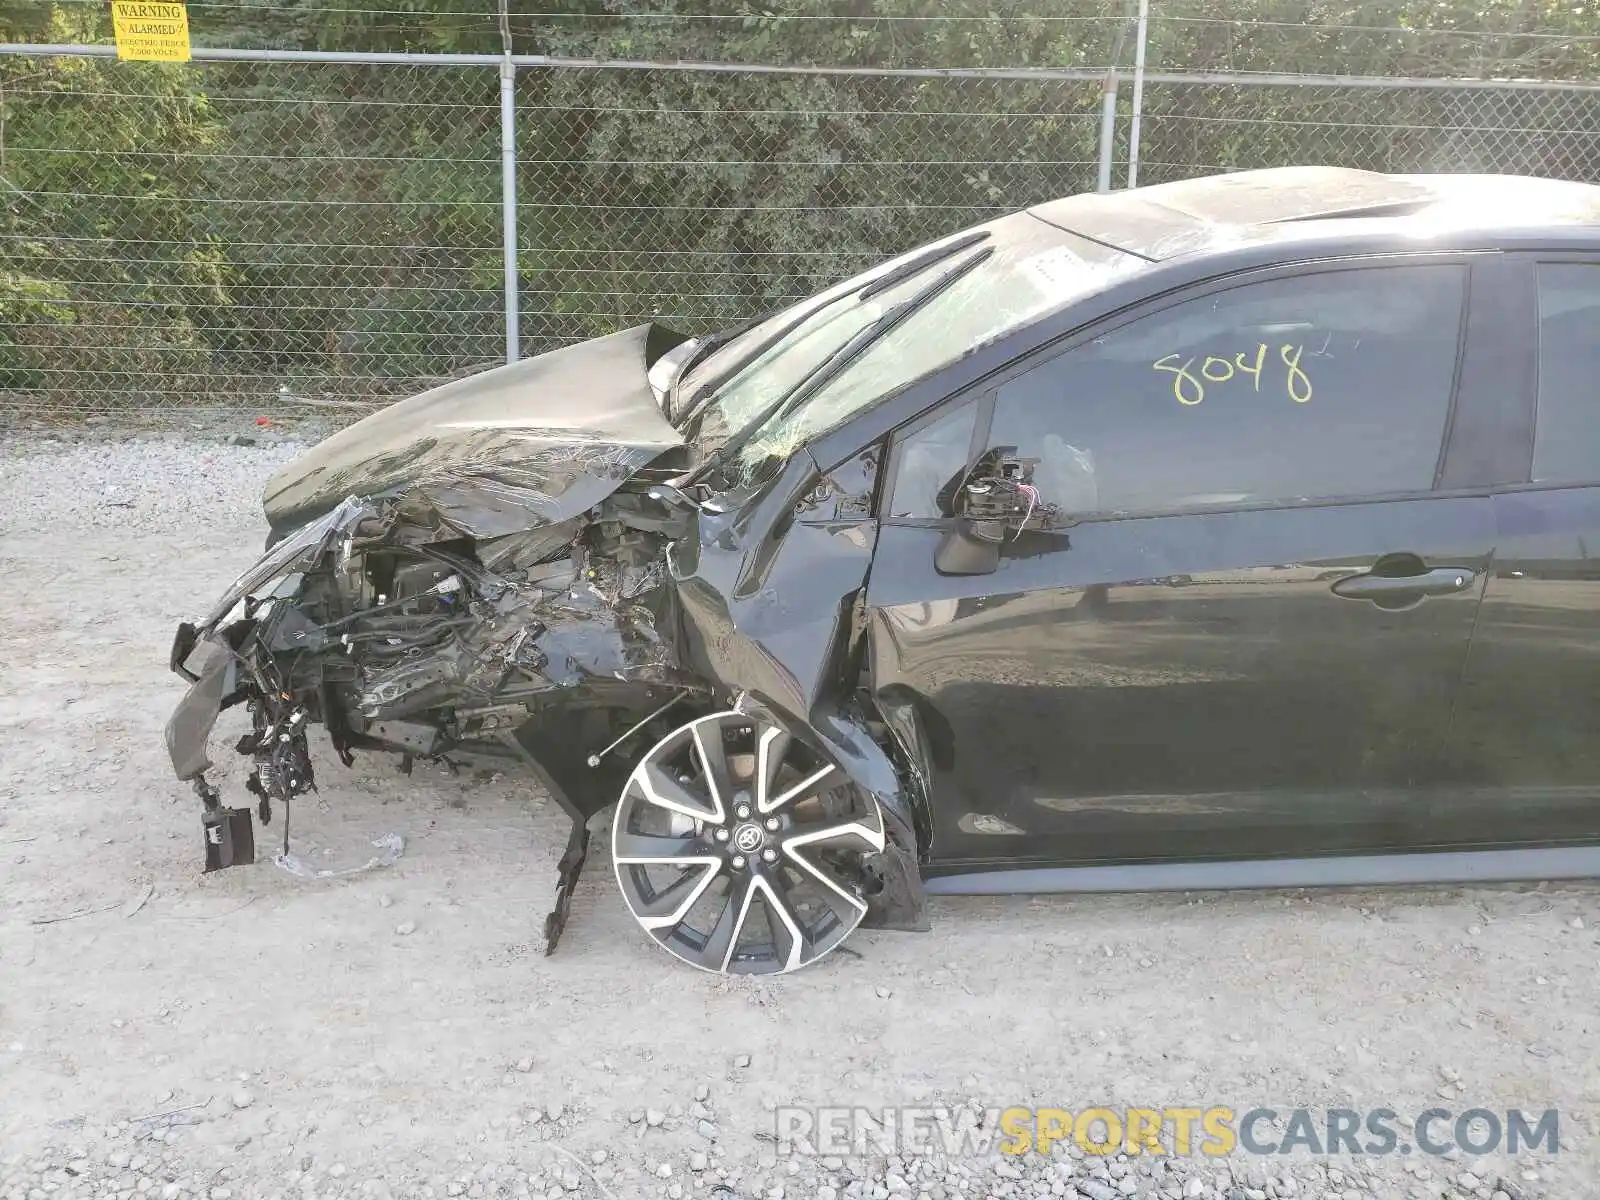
[{"x1": 166, "y1": 165, "x2": 1600, "y2": 974}]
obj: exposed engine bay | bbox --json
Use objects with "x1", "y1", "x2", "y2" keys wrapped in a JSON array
[
  {"x1": 164, "y1": 323, "x2": 928, "y2": 960},
  {"x1": 169, "y1": 486, "x2": 725, "y2": 950}
]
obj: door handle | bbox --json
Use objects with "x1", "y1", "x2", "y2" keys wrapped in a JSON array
[{"x1": 1331, "y1": 566, "x2": 1477, "y2": 605}]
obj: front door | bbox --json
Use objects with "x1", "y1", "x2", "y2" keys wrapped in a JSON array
[{"x1": 864, "y1": 259, "x2": 1496, "y2": 869}]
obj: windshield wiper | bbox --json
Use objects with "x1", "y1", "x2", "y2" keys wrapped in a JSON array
[
  {"x1": 663, "y1": 320, "x2": 761, "y2": 423},
  {"x1": 856, "y1": 228, "x2": 991, "y2": 301},
  {"x1": 676, "y1": 229, "x2": 992, "y2": 430},
  {"x1": 676, "y1": 318, "x2": 760, "y2": 383},
  {"x1": 685, "y1": 242, "x2": 996, "y2": 488}
]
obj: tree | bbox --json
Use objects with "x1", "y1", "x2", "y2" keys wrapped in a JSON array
[{"x1": 3, "y1": 0, "x2": 1598, "y2": 415}]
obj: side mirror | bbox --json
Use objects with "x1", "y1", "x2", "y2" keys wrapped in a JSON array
[
  {"x1": 934, "y1": 481, "x2": 1009, "y2": 576},
  {"x1": 932, "y1": 475, "x2": 1070, "y2": 576}
]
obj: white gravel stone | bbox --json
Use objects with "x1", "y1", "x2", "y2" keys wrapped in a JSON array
[
  {"x1": 0, "y1": 431, "x2": 1590, "y2": 1200},
  {"x1": 0, "y1": 437, "x2": 306, "y2": 538}
]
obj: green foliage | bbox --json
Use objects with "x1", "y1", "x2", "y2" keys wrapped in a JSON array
[{"x1": 1, "y1": 1, "x2": 1598, "y2": 413}]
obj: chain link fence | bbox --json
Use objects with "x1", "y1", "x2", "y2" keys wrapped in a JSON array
[
  {"x1": 3, "y1": 16, "x2": 1600, "y2": 426},
  {"x1": 2, "y1": 56, "x2": 505, "y2": 419},
  {"x1": 515, "y1": 66, "x2": 1105, "y2": 354},
  {"x1": 1134, "y1": 81, "x2": 1600, "y2": 187}
]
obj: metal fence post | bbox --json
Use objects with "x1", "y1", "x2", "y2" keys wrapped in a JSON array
[
  {"x1": 499, "y1": 56, "x2": 519, "y2": 364},
  {"x1": 1096, "y1": 1, "x2": 1137, "y2": 194},
  {"x1": 1096, "y1": 70, "x2": 1119, "y2": 192},
  {"x1": 1127, "y1": 0, "x2": 1150, "y2": 189}
]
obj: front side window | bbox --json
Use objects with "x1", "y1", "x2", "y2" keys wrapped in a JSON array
[
  {"x1": 1532, "y1": 262, "x2": 1600, "y2": 485},
  {"x1": 968, "y1": 264, "x2": 1467, "y2": 519},
  {"x1": 887, "y1": 403, "x2": 979, "y2": 519}
]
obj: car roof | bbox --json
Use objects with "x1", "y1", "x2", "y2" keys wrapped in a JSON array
[{"x1": 1027, "y1": 166, "x2": 1600, "y2": 262}]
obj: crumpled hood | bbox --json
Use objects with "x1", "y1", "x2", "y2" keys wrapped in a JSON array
[{"x1": 264, "y1": 323, "x2": 690, "y2": 539}]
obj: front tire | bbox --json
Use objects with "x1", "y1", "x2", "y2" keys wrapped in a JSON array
[{"x1": 611, "y1": 710, "x2": 884, "y2": 975}]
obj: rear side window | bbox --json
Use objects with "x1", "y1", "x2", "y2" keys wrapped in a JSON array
[
  {"x1": 1533, "y1": 263, "x2": 1600, "y2": 485},
  {"x1": 981, "y1": 264, "x2": 1467, "y2": 517}
]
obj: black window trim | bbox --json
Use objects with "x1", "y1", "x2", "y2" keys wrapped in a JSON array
[
  {"x1": 1435, "y1": 251, "x2": 1530, "y2": 492},
  {"x1": 875, "y1": 250, "x2": 1487, "y2": 528},
  {"x1": 1486, "y1": 250, "x2": 1600, "y2": 496}
]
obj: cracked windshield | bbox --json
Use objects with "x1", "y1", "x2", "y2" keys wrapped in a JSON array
[{"x1": 683, "y1": 212, "x2": 1140, "y2": 487}]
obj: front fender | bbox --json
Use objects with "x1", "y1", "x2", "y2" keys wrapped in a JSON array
[
  {"x1": 666, "y1": 451, "x2": 930, "y2": 930},
  {"x1": 735, "y1": 691, "x2": 929, "y2": 933}
]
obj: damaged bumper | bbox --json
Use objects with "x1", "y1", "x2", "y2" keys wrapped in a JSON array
[
  {"x1": 164, "y1": 325, "x2": 709, "y2": 947},
  {"x1": 166, "y1": 630, "x2": 229, "y2": 779},
  {"x1": 167, "y1": 637, "x2": 258, "y2": 871},
  {"x1": 166, "y1": 498, "x2": 365, "y2": 782},
  {"x1": 163, "y1": 485, "x2": 698, "y2": 948},
  {"x1": 163, "y1": 322, "x2": 930, "y2": 965}
]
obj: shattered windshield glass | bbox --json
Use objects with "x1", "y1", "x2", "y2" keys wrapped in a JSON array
[{"x1": 681, "y1": 211, "x2": 1142, "y2": 489}]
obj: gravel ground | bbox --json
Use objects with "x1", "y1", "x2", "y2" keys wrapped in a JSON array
[{"x1": 1, "y1": 433, "x2": 1597, "y2": 1200}]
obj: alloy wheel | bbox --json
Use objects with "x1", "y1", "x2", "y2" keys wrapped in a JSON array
[{"x1": 611, "y1": 710, "x2": 884, "y2": 975}]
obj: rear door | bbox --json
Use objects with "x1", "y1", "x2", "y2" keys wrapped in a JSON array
[
  {"x1": 864, "y1": 255, "x2": 1501, "y2": 870},
  {"x1": 1446, "y1": 254, "x2": 1600, "y2": 848}
]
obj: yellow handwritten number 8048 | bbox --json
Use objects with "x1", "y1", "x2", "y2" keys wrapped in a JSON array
[{"x1": 1152, "y1": 342, "x2": 1313, "y2": 407}]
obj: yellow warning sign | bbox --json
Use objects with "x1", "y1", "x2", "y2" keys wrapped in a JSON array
[{"x1": 110, "y1": 1, "x2": 191, "y2": 62}]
